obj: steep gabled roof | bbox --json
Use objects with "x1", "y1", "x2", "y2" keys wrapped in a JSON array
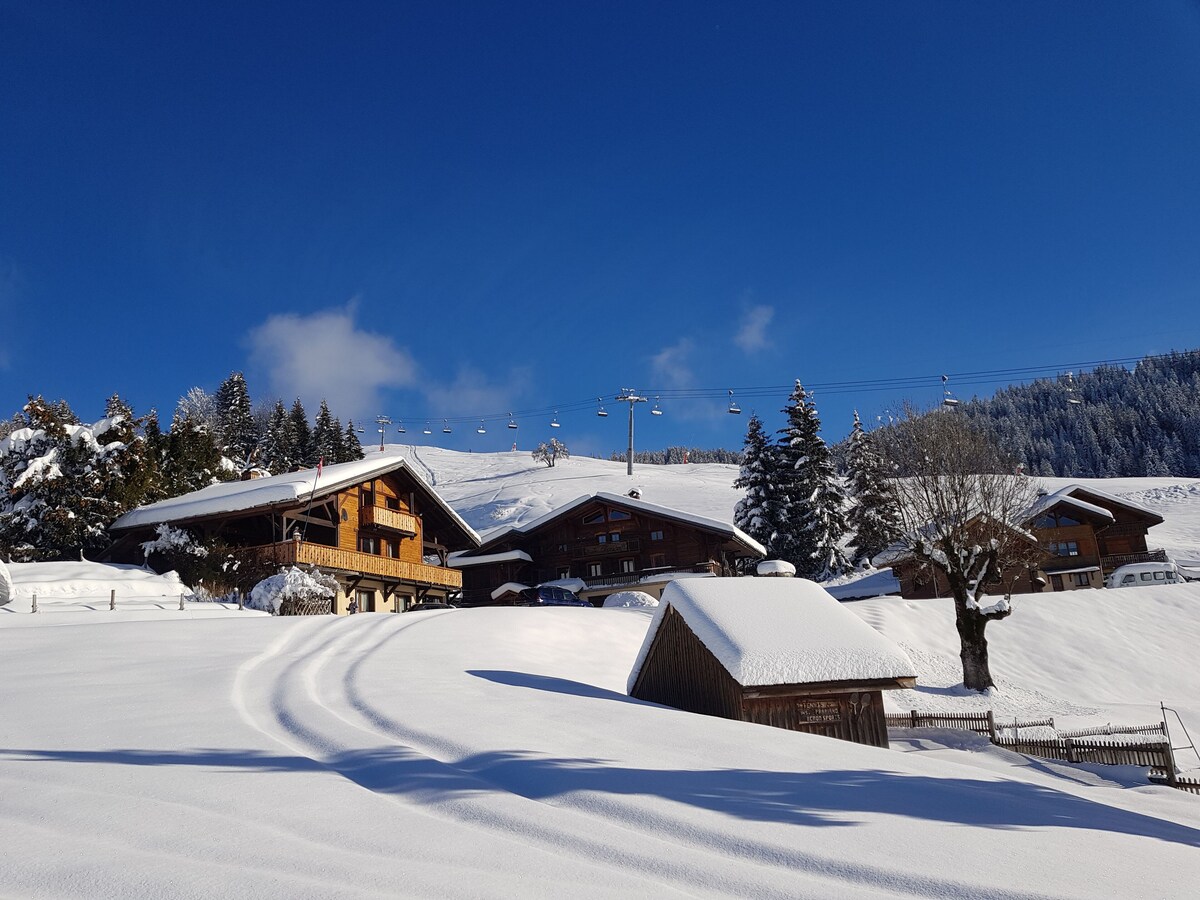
[
  {"x1": 628, "y1": 578, "x2": 915, "y2": 691},
  {"x1": 110, "y1": 450, "x2": 480, "y2": 548},
  {"x1": 462, "y1": 491, "x2": 766, "y2": 558}
]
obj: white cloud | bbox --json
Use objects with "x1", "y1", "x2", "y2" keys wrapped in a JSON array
[
  {"x1": 650, "y1": 338, "x2": 695, "y2": 389},
  {"x1": 734, "y1": 304, "x2": 774, "y2": 353},
  {"x1": 247, "y1": 304, "x2": 417, "y2": 423},
  {"x1": 423, "y1": 366, "x2": 531, "y2": 420}
]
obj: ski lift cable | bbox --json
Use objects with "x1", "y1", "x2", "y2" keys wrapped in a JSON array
[{"x1": 384, "y1": 350, "x2": 1174, "y2": 431}]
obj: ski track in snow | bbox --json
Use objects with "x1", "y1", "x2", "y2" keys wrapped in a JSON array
[{"x1": 231, "y1": 614, "x2": 1063, "y2": 900}]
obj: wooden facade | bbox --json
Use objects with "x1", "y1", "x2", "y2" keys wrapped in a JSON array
[
  {"x1": 889, "y1": 485, "x2": 1166, "y2": 599},
  {"x1": 451, "y1": 493, "x2": 765, "y2": 606},
  {"x1": 629, "y1": 605, "x2": 910, "y2": 748},
  {"x1": 108, "y1": 459, "x2": 477, "y2": 613}
]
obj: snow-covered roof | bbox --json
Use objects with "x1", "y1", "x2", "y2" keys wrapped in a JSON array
[
  {"x1": 1041, "y1": 565, "x2": 1100, "y2": 575},
  {"x1": 756, "y1": 559, "x2": 796, "y2": 577},
  {"x1": 0, "y1": 560, "x2": 192, "y2": 613},
  {"x1": 110, "y1": 450, "x2": 480, "y2": 547},
  {"x1": 1027, "y1": 484, "x2": 1163, "y2": 525},
  {"x1": 627, "y1": 578, "x2": 916, "y2": 691},
  {"x1": 490, "y1": 582, "x2": 530, "y2": 600},
  {"x1": 446, "y1": 549, "x2": 533, "y2": 568},
  {"x1": 466, "y1": 491, "x2": 766, "y2": 558}
]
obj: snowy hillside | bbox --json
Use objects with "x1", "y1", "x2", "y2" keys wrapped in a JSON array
[
  {"x1": 4, "y1": 606, "x2": 1200, "y2": 898},
  {"x1": 5, "y1": 448, "x2": 1200, "y2": 897}
]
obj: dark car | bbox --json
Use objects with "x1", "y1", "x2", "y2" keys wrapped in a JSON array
[
  {"x1": 404, "y1": 601, "x2": 458, "y2": 613},
  {"x1": 515, "y1": 586, "x2": 593, "y2": 607}
]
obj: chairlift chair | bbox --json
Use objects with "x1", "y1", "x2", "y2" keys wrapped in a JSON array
[
  {"x1": 942, "y1": 374, "x2": 959, "y2": 408},
  {"x1": 550, "y1": 411, "x2": 561, "y2": 428},
  {"x1": 477, "y1": 421, "x2": 487, "y2": 434},
  {"x1": 507, "y1": 413, "x2": 518, "y2": 429},
  {"x1": 442, "y1": 420, "x2": 452, "y2": 434},
  {"x1": 651, "y1": 397, "x2": 663, "y2": 416},
  {"x1": 596, "y1": 398, "x2": 608, "y2": 417},
  {"x1": 727, "y1": 390, "x2": 741, "y2": 414},
  {"x1": 422, "y1": 421, "x2": 432, "y2": 435},
  {"x1": 397, "y1": 422, "x2": 406, "y2": 434}
]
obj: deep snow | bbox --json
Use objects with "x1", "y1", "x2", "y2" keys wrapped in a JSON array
[{"x1": 5, "y1": 449, "x2": 1200, "y2": 897}]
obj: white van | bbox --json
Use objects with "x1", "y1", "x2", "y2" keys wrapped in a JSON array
[{"x1": 1106, "y1": 562, "x2": 1183, "y2": 589}]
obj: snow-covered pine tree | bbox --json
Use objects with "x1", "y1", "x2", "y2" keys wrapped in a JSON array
[
  {"x1": 312, "y1": 400, "x2": 340, "y2": 466},
  {"x1": 260, "y1": 400, "x2": 296, "y2": 474},
  {"x1": 214, "y1": 372, "x2": 258, "y2": 467},
  {"x1": 845, "y1": 410, "x2": 902, "y2": 565},
  {"x1": 733, "y1": 414, "x2": 783, "y2": 559},
  {"x1": 341, "y1": 420, "x2": 365, "y2": 461},
  {"x1": 163, "y1": 402, "x2": 227, "y2": 495},
  {"x1": 0, "y1": 396, "x2": 159, "y2": 561},
  {"x1": 775, "y1": 381, "x2": 850, "y2": 580},
  {"x1": 289, "y1": 399, "x2": 314, "y2": 467}
]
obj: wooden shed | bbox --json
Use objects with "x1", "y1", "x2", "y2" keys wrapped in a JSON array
[{"x1": 627, "y1": 578, "x2": 916, "y2": 748}]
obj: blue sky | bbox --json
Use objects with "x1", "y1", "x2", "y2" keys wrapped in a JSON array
[{"x1": 3, "y1": 1, "x2": 1199, "y2": 457}]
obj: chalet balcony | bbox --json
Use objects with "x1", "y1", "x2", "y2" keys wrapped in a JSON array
[
  {"x1": 360, "y1": 506, "x2": 418, "y2": 535},
  {"x1": 253, "y1": 541, "x2": 461, "y2": 590},
  {"x1": 578, "y1": 538, "x2": 641, "y2": 557},
  {"x1": 1101, "y1": 549, "x2": 1168, "y2": 572},
  {"x1": 579, "y1": 563, "x2": 718, "y2": 590}
]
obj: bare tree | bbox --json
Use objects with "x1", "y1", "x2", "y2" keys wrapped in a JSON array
[
  {"x1": 532, "y1": 438, "x2": 569, "y2": 468},
  {"x1": 876, "y1": 407, "x2": 1043, "y2": 691}
]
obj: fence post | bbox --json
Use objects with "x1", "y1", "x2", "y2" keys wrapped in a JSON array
[
  {"x1": 179, "y1": 592, "x2": 185, "y2": 611},
  {"x1": 237, "y1": 591, "x2": 244, "y2": 611},
  {"x1": 911, "y1": 709, "x2": 918, "y2": 728},
  {"x1": 986, "y1": 709, "x2": 996, "y2": 742},
  {"x1": 1162, "y1": 732, "x2": 1179, "y2": 786},
  {"x1": 110, "y1": 589, "x2": 116, "y2": 611},
  {"x1": 31, "y1": 592, "x2": 37, "y2": 614},
  {"x1": 1065, "y1": 738, "x2": 1076, "y2": 764}
]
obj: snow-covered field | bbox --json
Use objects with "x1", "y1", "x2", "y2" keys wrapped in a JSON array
[{"x1": 5, "y1": 448, "x2": 1200, "y2": 897}]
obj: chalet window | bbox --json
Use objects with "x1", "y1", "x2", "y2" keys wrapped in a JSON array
[
  {"x1": 557, "y1": 567, "x2": 571, "y2": 579},
  {"x1": 360, "y1": 535, "x2": 379, "y2": 554},
  {"x1": 1050, "y1": 574, "x2": 1064, "y2": 591},
  {"x1": 386, "y1": 540, "x2": 399, "y2": 558},
  {"x1": 558, "y1": 543, "x2": 569, "y2": 553},
  {"x1": 1037, "y1": 513, "x2": 1082, "y2": 528},
  {"x1": 386, "y1": 496, "x2": 401, "y2": 511},
  {"x1": 620, "y1": 559, "x2": 636, "y2": 573},
  {"x1": 597, "y1": 534, "x2": 607, "y2": 544},
  {"x1": 608, "y1": 509, "x2": 631, "y2": 521},
  {"x1": 582, "y1": 511, "x2": 605, "y2": 525},
  {"x1": 587, "y1": 562, "x2": 602, "y2": 577},
  {"x1": 609, "y1": 532, "x2": 621, "y2": 542},
  {"x1": 649, "y1": 553, "x2": 666, "y2": 568},
  {"x1": 650, "y1": 530, "x2": 664, "y2": 541},
  {"x1": 356, "y1": 589, "x2": 373, "y2": 612},
  {"x1": 1047, "y1": 541, "x2": 1078, "y2": 557},
  {"x1": 361, "y1": 486, "x2": 375, "y2": 507},
  {"x1": 1072, "y1": 572, "x2": 1090, "y2": 587}
]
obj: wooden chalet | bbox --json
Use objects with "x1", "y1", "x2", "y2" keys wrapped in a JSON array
[
  {"x1": 881, "y1": 483, "x2": 1167, "y2": 599},
  {"x1": 627, "y1": 578, "x2": 916, "y2": 748},
  {"x1": 447, "y1": 491, "x2": 766, "y2": 606},
  {"x1": 107, "y1": 453, "x2": 480, "y2": 613}
]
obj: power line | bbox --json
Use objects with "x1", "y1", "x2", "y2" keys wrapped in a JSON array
[{"x1": 380, "y1": 350, "x2": 1186, "y2": 432}]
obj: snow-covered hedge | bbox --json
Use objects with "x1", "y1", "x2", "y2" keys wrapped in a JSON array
[
  {"x1": 249, "y1": 566, "x2": 337, "y2": 615},
  {"x1": 602, "y1": 591, "x2": 659, "y2": 609}
]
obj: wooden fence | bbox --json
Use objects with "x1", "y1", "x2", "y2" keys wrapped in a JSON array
[
  {"x1": 1058, "y1": 722, "x2": 1168, "y2": 740},
  {"x1": 884, "y1": 710, "x2": 1054, "y2": 739},
  {"x1": 888, "y1": 709, "x2": 1194, "y2": 793}
]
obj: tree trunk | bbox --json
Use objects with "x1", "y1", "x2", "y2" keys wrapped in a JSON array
[{"x1": 955, "y1": 604, "x2": 995, "y2": 691}]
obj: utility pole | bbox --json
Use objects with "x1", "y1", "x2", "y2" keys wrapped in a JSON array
[
  {"x1": 375, "y1": 415, "x2": 392, "y2": 451},
  {"x1": 615, "y1": 389, "x2": 647, "y2": 476}
]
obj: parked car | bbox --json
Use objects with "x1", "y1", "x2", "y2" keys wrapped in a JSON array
[
  {"x1": 404, "y1": 601, "x2": 458, "y2": 613},
  {"x1": 1105, "y1": 562, "x2": 1184, "y2": 589},
  {"x1": 515, "y1": 586, "x2": 593, "y2": 607}
]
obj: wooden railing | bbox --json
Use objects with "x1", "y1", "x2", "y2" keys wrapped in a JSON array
[
  {"x1": 360, "y1": 506, "x2": 418, "y2": 535},
  {"x1": 1101, "y1": 549, "x2": 1168, "y2": 571},
  {"x1": 252, "y1": 541, "x2": 461, "y2": 589},
  {"x1": 579, "y1": 563, "x2": 718, "y2": 590}
]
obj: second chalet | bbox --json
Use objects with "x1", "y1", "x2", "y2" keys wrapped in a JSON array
[{"x1": 448, "y1": 491, "x2": 766, "y2": 606}]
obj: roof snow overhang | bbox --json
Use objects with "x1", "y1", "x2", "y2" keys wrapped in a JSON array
[
  {"x1": 110, "y1": 451, "x2": 481, "y2": 550},
  {"x1": 458, "y1": 491, "x2": 766, "y2": 559}
]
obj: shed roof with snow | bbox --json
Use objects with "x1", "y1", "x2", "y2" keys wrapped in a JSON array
[
  {"x1": 627, "y1": 579, "x2": 914, "y2": 747},
  {"x1": 628, "y1": 578, "x2": 915, "y2": 692}
]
